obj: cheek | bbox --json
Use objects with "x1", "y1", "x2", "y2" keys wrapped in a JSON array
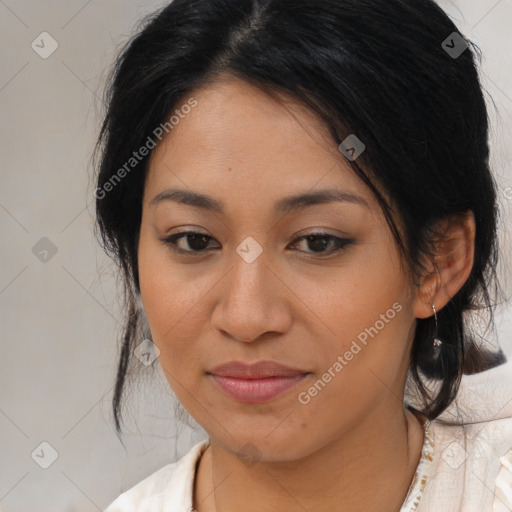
[
  {"x1": 310, "y1": 242, "x2": 409, "y2": 340},
  {"x1": 307, "y1": 241, "x2": 414, "y2": 389},
  {"x1": 137, "y1": 230, "x2": 206, "y2": 372}
]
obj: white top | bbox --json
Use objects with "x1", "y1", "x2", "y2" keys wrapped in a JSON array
[{"x1": 104, "y1": 360, "x2": 512, "y2": 512}]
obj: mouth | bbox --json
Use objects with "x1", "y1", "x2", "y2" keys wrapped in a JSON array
[{"x1": 207, "y1": 360, "x2": 310, "y2": 403}]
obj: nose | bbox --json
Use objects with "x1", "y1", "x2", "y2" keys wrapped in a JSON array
[{"x1": 209, "y1": 244, "x2": 292, "y2": 344}]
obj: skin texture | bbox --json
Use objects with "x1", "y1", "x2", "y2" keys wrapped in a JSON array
[{"x1": 137, "y1": 75, "x2": 476, "y2": 512}]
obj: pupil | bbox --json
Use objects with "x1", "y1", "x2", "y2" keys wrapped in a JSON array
[
  {"x1": 189, "y1": 234, "x2": 209, "y2": 250},
  {"x1": 308, "y1": 235, "x2": 328, "y2": 252}
]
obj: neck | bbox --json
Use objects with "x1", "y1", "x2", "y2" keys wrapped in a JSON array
[{"x1": 194, "y1": 404, "x2": 425, "y2": 512}]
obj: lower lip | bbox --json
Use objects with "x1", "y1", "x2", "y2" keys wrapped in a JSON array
[{"x1": 209, "y1": 374, "x2": 308, "y2": 403}]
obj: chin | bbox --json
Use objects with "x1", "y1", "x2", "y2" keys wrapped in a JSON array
[{"x1": 209, "y1": 420, "x2": 319, "y2": 464}]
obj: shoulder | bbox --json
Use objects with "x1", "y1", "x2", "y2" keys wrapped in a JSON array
[
  {"x1": 425, "y1": 359, "x2": 512, "y2": 512},
  {"x1": 428, "y1": 417, "x2": 512, "y2": 511},
  {"x1": 407, "y1": 359, "x2": 512, "y2": 511},
  {"x1": 103, "y1": 439, "x2": 209, "y2": 512},
  {"x1": 494, "y1": 445, "x2": 512, "y2": 512}
]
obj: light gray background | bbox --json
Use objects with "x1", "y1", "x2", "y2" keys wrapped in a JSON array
[{"x1": 0, "y1": 1, "x2": 511, "y2": 510}]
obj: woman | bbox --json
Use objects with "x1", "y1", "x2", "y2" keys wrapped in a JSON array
[{"x1": 95, "y1": 0, "x2": 512, "y2": 510}]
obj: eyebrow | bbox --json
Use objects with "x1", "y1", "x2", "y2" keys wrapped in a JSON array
[{"x1": 150, "y1": 187, "x2": 369, "y2": 214}]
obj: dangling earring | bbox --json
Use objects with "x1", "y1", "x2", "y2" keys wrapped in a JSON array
[{"x1": 432, "y1": 304, "x2": 443, "y2": 347}]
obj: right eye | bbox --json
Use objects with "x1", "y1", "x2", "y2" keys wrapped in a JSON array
[{"x1": 160, "y1": 231, "x2": 219, "y2": 255}]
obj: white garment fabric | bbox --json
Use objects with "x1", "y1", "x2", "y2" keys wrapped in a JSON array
[{"x1": 104, "y1": 360, "x2": 512, "y2": 512}]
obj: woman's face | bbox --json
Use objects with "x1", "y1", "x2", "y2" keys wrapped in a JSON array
[{"x1": 138, "y1": 76, "x2": 419, "y2": 461}]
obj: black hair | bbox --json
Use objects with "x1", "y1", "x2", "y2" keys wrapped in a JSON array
[{"x1": 94, "y1": 0, "x2": 507, "y2": 436}]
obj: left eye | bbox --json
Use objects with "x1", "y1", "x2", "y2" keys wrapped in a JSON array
[
  {"x1": 160, "y1": 231, "x2": 352, "y2": 256},
  {"x1": 290, "y1": 233, "x2": 352, "y2": 254}
]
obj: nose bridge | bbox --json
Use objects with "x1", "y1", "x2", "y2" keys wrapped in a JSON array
[
  {"x1": 228, "y1": 235, "x2": 274, "y2": 312},
  {"x1": 211, "y1": 235, "x2": 290, "y2": 342}
]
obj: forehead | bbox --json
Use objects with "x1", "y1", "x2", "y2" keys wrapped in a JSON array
[{"x1": 145, "y1": 77, "x2": 375, "y2": 212}]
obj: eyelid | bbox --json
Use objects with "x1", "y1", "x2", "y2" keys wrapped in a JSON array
[{"x1": 159, "y1": 229, "x2": 353, "y2": 257}]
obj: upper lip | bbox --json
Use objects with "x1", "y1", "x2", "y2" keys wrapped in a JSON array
[{"x1": 208, "y1": 360, "x2": 308, "y2": 379}]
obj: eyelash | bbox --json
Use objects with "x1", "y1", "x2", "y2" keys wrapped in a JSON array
[{"x1": 159, "y1": 231, "x2": 353, "y2": 257}]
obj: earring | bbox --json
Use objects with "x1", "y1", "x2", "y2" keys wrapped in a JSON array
[{"x1": 432, "y1": 304, "x2": 443, "y2": 347}]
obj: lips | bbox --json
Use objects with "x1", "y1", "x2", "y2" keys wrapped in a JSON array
[{"x1": 207, "y1": 361, "x2": 309, "y2": 403}]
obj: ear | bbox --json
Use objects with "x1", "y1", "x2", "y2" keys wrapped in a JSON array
[{"x1": 413, "y1": 210, "x2": 476, "y2": 319}]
